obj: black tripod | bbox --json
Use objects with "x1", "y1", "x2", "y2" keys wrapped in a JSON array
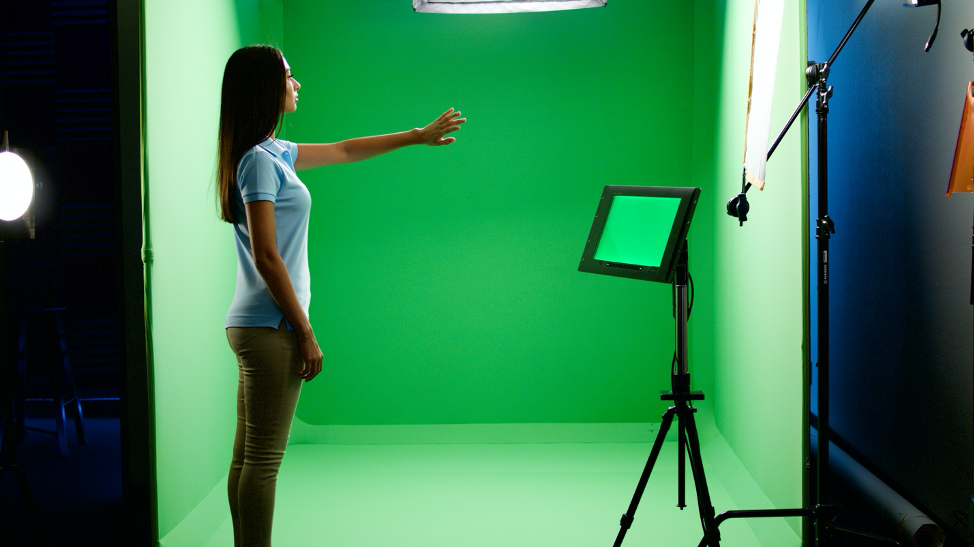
[{"x1": 612, "y1": 241, "x2": 722, "y2": 547}]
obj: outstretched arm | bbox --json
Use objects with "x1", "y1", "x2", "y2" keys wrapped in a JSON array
[{"x1": 294, "y1": 108, "x2": 465, "y2": 170}]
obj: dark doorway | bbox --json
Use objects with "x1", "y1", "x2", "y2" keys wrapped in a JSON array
[{"x1": 0, "y1": 0, "x2": 152, "y2": 544}]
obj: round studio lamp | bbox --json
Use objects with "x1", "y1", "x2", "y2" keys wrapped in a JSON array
[{"x1": 0, "y1": 131, "x2": 34, "y2": 221}]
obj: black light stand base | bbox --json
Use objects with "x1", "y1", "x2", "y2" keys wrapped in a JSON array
[{"x1": 702, "y1": 505, "x2": 902, "y2": 547}]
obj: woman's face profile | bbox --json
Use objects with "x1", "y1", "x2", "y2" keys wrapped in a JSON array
[{"x1": 282, "y1": 57, "x2": 300, "y2": 113}]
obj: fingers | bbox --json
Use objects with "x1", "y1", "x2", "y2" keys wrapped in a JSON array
[
  {"x1": 439, "y1": 107, "x2": 464, "y2": 121},
  {"x1": 437, "y1": 109, "x2": 465, "y2": 126},
  {"x1": 446, "y1": 112, "x2": 465, "y2": 126},
  {"x1": 295, "y1": 336, "x2": 323, "y2": 382},
  {"x1": 435, "y1": 125, "x2": 461, "y2": 139},
  {"x1": 428, "y1": 109, "x2": 465, "y2": 146},
  {"x1": 295, "y1": 329, "x2": 325, "y2": 382},
  {"x1": 298, "y1": 356, "x2": 322, "y2": 382},
  {"x1": 430, "y1": 137, "x2": 455, "y2": 146},
  {"x1": 419, "y1": 108, "x2": 465, "y2": 146}
]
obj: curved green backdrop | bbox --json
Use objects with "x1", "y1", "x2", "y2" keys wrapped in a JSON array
[{"x1": 143, "y1": 0, "x2": 807, "y2": 543}]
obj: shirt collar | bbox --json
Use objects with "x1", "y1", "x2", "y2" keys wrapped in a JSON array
[{"x1": 257, "y1": 137, "x2": 286, "y2": 157}]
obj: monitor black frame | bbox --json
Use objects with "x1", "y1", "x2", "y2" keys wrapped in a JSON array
[{"x1": 578, "y1": 185, "x2": 701, "y2": 284}]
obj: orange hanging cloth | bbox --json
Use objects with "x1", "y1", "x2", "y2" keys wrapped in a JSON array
[{"x1": 947, "y1": 81, "x2": 974, "y2": 197}]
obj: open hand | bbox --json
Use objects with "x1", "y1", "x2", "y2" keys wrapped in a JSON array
[{"x1": 419, "y1": 108, "x2": 466, "y2": 146}]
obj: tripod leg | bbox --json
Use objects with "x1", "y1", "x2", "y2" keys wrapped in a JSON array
[
  {"x1": 679, "y1": 405, "x2": 720, "y2": 547},
  {"x1": 614, "y1": 406, "x2": 677, "y2": 547},
  {"x1": 678, "y1": 413, "x2": 686, "y2": 509}
]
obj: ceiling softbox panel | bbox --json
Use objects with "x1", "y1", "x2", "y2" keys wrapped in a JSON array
[{"x1": 414, "y1": 0, "x2": 607, "y2": 14}]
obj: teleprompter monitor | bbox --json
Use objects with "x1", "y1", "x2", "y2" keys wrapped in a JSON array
[{"x1": 578, "y1": 186, "x2": 701, "y2": 284}]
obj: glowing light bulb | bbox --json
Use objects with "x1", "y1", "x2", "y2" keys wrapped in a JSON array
[{"x1": 0, "y1": 150, "x2": 34, "y2": 221}]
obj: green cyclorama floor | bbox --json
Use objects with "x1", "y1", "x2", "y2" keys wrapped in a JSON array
[{"x1": 160, "y1": 423, "x2": 802, "y2": 547}]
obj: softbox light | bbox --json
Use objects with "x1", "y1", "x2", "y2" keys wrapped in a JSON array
[
  {"x1": 0, "y1": 132, "x2": 34, "y2": 222},
  {"x1": 413, "y1": 0, "x2": 606, "y2": 14}
]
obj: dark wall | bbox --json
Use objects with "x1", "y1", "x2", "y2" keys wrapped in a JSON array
[
  {"x1": 0, "y1": 0, "x2": 119, "y2": 381},
  {"x1": 807, "y1": 0, "x2": 974, "y2": 533}
]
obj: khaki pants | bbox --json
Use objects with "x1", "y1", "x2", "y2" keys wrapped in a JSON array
[{"x1": 226, "y1": 321, "x2": 303, "y2": 547}]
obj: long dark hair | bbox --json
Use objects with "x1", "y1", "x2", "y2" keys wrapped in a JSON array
[{"x1": 217, "y1": 45, "x2": 287, "y2": 223}]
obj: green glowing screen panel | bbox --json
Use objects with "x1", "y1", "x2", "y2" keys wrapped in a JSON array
[
  {"x1": 579, "y1": 186, "x2": 700, "y2": 284},
  {"x1": 593, "y1": 195, "x2": 681, "y2": 267}
]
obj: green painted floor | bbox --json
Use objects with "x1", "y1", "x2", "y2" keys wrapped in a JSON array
[{"x1": 198, "y1": 439, "x2": 800, "y2": 547}]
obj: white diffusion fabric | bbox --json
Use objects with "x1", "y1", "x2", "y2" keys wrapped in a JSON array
[
  {"x1": 413, "y1": 0, "x2": 606, "y2": 14},
  {"x1": 743, "y1": 0, "x2": 785, "y2": 191}
]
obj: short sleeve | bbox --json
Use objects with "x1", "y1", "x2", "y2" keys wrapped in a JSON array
[
  {"x1": 237, "y1": 148, "x2": 284, "y2": 204},
  {"x1": 286, "y1": 141, "x2": 299, "y2": 167}
]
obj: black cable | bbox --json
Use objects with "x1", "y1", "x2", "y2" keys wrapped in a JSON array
[{"x1": 923, "y1": 0, "x2": 940, "y2": 52}]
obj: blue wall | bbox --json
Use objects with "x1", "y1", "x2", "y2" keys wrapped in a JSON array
[{"x1": 807, "y1": 0, "x2": 974, "y2": 531}]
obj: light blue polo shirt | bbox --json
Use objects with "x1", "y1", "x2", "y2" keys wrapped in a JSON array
[{"x1": 225, "y1": 138, "x2": 311, "y2": 329}]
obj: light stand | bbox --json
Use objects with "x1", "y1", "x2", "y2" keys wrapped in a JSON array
[
  {"x1": 577, "y1": 185, "x2": 706, "y2": 545},
  {"x1": 612, "y1": 241, "x2": 722, "y2": 547},
  {"x1": 722, "y1": 0, "x2": 937, "y2": 545},
  {"x1": 0, "y1": 131, "x2": 51, "y2": 546},
  {"x1": 0, "y1": 236, "x2": 50, "y2": 547}
]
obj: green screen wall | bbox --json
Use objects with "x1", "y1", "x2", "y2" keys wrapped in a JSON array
[
  {"x1": 284, "y1": 1, "x2": 708, "y2": 427},
  {"x1": 143, "y1": 0, "x2": 807, "y2": 543},
  {"x1": 705, "y1": 0, "x2": 809, "y2": 535}
]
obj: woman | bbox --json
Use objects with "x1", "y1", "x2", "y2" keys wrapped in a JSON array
[{"x1": 217, "y1": 45, "x2": 464, "y2": 547}]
